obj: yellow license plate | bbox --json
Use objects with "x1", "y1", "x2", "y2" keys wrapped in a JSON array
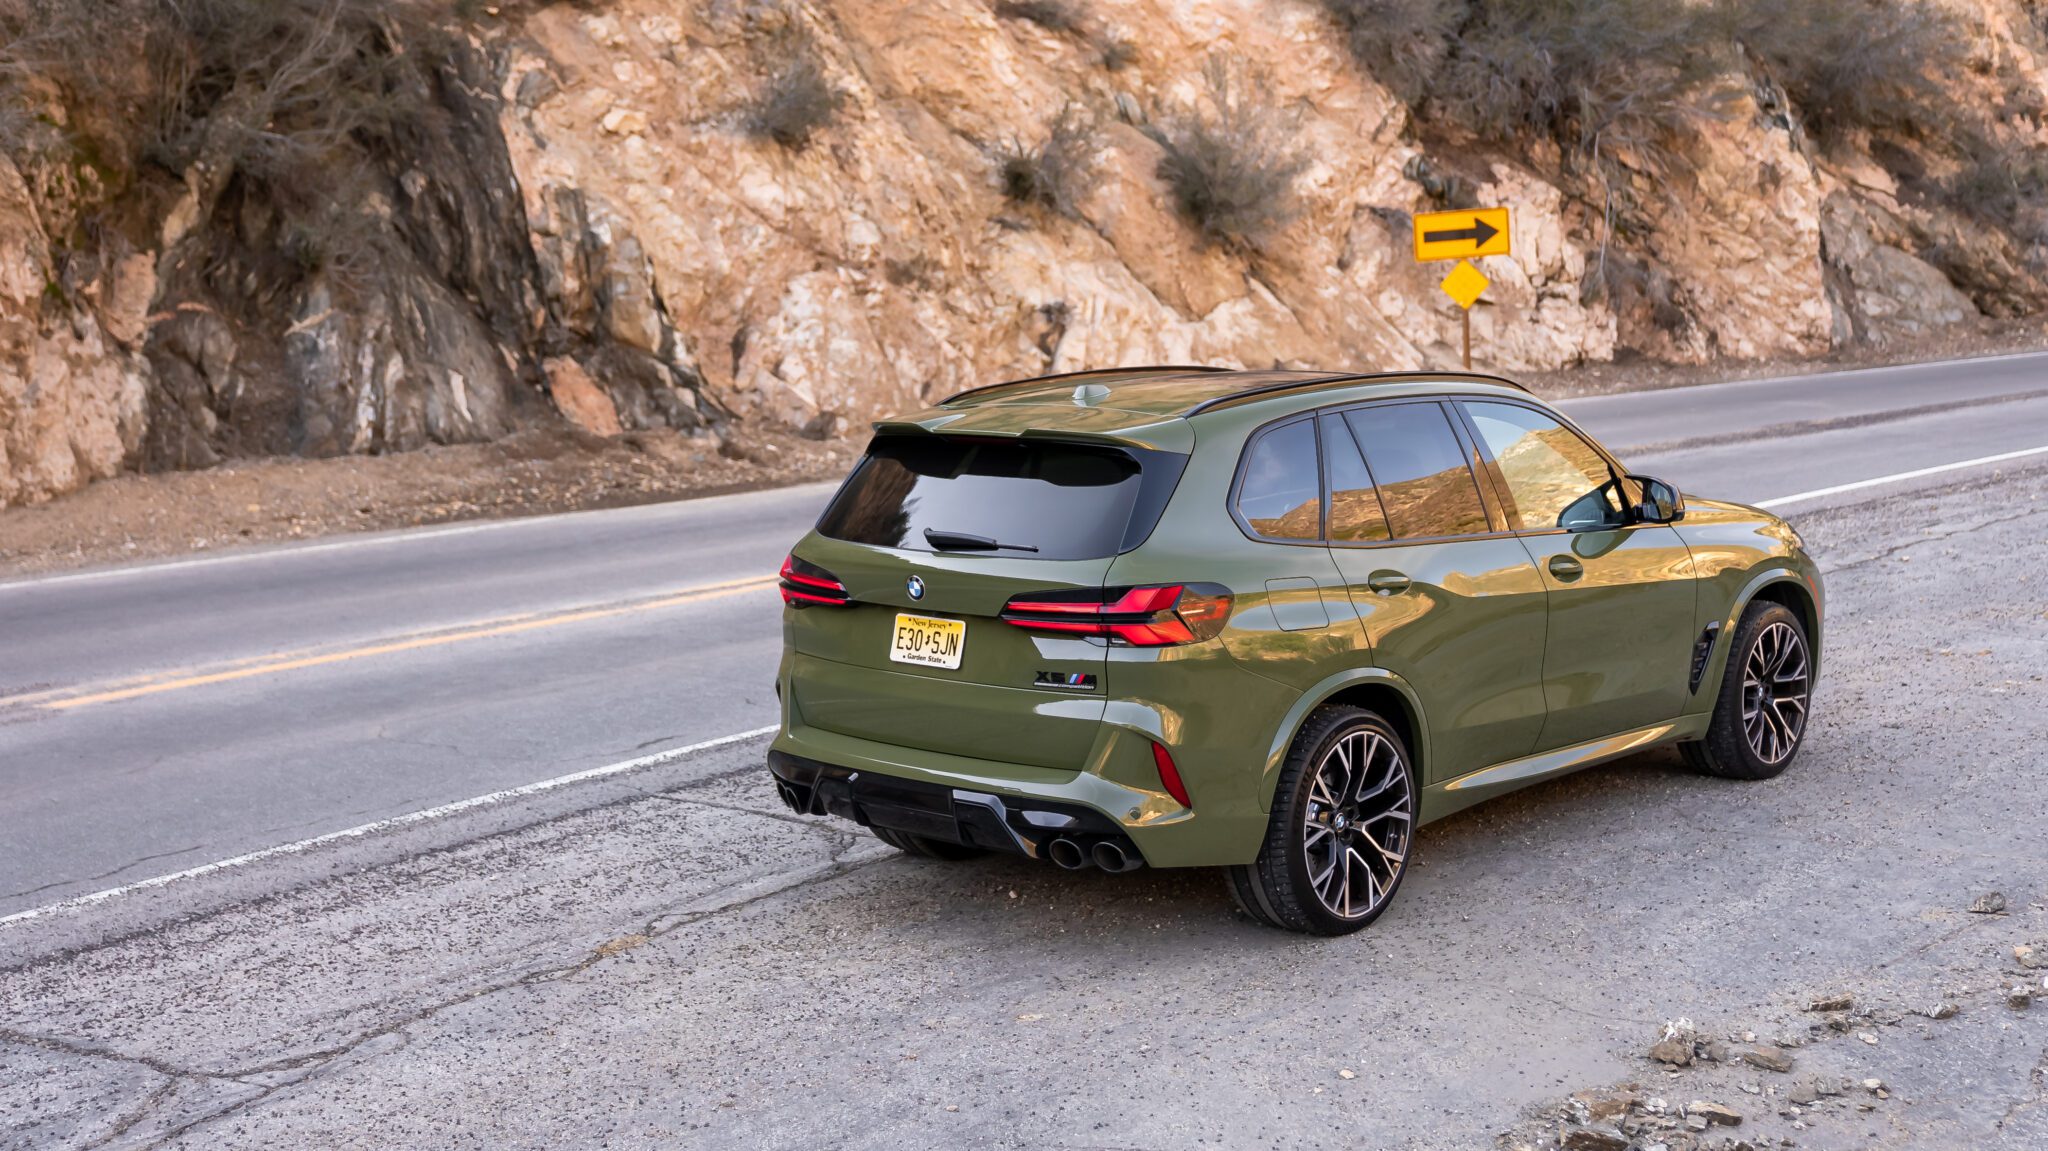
[{"x1": 889, "y1": 613, "x2": 966, "y2": 670}]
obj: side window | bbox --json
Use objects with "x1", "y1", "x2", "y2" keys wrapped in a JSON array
[
  {"x1": 1235, "y1": 418, "x2": 1321, "y2": 541},
  {"x1": 1463, "y1": 402, "x2": 1625, "y2": 531},
  {"x1": 1320, "y1": 414, "x2": 1391, "y2": 543},
  {"x1": 1343, "y1": 404, "x2": 1491, "y2": 539}
]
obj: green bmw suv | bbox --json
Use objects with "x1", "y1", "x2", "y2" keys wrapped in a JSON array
[{"x1": 768, "y1": 367, "x2": 1822, "y2": 934}]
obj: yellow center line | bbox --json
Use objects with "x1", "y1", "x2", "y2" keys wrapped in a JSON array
[{"x1": 34, "y1": 575, "x2": 779, "y2": 711}]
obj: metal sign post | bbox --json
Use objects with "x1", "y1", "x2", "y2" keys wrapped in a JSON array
[{"x1": 1438, "y1": 260, "x2": 1488, "y2": 368}]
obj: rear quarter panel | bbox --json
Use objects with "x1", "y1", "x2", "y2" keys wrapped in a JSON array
[{"x1": 1104, "y1": 408, "x2": 1370, "y2": 864}]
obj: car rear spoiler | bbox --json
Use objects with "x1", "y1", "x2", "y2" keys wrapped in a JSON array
[{"x1": 866, "y1": 417, "x2": 1196, "y2": 454}]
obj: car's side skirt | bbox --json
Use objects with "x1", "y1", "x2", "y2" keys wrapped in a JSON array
[{"x1": 1418, "y1": 715, "x2": 1712, "y2": 824}]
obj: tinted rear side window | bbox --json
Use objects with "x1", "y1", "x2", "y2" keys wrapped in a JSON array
[
  {"x1": 1235, "y1": 418, "x2": 1321, "y2": 541},
  {"x1": 1320, "y1": 414, "x2": 1391, "y2": 544},
  {"x1": 818, "y1": 436, "x2": 1160, "y2": 560},
  {"x1": 1342, "y1": 404, "x2": 1490, "y2": 539}
]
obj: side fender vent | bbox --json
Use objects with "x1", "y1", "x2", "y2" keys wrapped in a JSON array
[{"x1": 1689, "y1": 622, "x2": 1723, "y2": 694}]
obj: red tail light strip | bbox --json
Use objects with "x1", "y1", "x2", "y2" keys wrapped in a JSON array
[
  {"x1": 999, "y1": 584, "x2": 1232, "y2": 647},
  {"x1": 779, "y1": 555, "x2": 852, "y2": 607},
  {"x1": 781, "y1": 586, "x2": 851, "y2": 606}
]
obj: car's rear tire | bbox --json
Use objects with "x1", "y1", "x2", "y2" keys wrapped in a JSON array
[
  {"x1": 871, "y1": 826, "x2": 985, "y2": 861},
  {"x1": 1681, "y1": 600, "x2": 1812, "y2": 780},
  {"x1": 1227, "y1": 705, "x2": 1416, "y2": 936}
]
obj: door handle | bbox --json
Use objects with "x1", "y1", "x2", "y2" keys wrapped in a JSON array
[
  {"x1": 1365, "y1": 570, "x2": 1412, "y2": 596},
  {"x1": 1548, "y1": 555, "x2": 1584, "y2": 581}
]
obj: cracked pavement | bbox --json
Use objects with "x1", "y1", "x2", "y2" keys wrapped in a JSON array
[{"x1": 4, "y1": 468, "x2": 2046, "y2": 1149}]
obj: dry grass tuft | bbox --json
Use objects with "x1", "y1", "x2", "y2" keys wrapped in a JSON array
[
  {"x1": 1144, "y1": 57, "x2": 1311, "y2": 251},
  {"x1": 995, "y1": 104, "x2": 1102, "y2": 220}
]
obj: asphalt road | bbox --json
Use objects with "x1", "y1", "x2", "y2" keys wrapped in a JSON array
[
  {"x1": 4, "y1": 353, "x2": 2047, "y2": 914},
  {"x1": 3, "y1": 353, "x2": 2047, "y2": 1149}
]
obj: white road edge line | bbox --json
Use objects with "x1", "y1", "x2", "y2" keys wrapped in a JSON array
[
  {"x1": 0, "y1": 724, "x2": 780, "y2": 928},
  {"x1": 1755, "y1": 444, "x2": 2048, "y2": 508}
]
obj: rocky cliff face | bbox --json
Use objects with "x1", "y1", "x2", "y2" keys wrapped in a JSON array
[
  {"x1": 0, "y1": 158, "x2": 147, "y2": 508},
  {"x1": 1, "y1": 0, "x2": 2043, "y2": 508}
]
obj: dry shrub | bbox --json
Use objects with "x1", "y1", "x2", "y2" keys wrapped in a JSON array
[
  {"x1": 1433, "y1": 0, "x2": 1735, "y2": 171},
  {"x1": 1321, "y1": 0, "x2": 1971, "y2": 169},
  {"x1": 0, "y1": 96, "x2": 53, "y2": 160},
  {"x1": 1144, "y1": 57, "x2": 1311, "y2": 251},
  {"x1": 1946, "y1": 135, "x2": 2048, "y2": 249},
  {"x1": 1318, "y1": 0, "x2": 1462, "y2": 105},
  {"x1": 1724, "y1": 0, "x2": 1967, "y2": 145},
  {"x1": 0, "y1": 0, "x2": 457, "y2": 282},
  {"x1": 744, "y1": 34, "x2": 843, "y2": 151},
  {"x1": 1582, "y1": 250, "x2": 1690, "y2": 334},
  {"x1": 995, "y1": 104, "x2": 1101, "y2": 219},
  {"x1": 1098, "y1": 32, "x2": 1138, "y2": 72},
  {"x1": 884, "y1": 253, "x2": 941, "y2": 288},
  {"x1": 994, "y1": 0, "x2": 1084, "y2": 35},
  {"x1": 2, "y1": 0, "x2": 451, "y2": 163}
]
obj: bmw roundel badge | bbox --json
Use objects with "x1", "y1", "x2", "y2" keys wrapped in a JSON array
[{"x1": 906, "y1": 575, "x2": 926, "y2": 601}]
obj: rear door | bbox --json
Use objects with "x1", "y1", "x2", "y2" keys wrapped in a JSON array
[
  {"x1": 1324, "y1": 402, "x2": 1550, "y2": 782},
  {"x1": 785, "y1": 434, "x2": 1182, "y2": 771},
  {"x1": 1454, "y1": 399, "x2": 1699, "y2": 750}
]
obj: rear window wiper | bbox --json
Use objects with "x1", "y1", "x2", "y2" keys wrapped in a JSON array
[{"x1": 923, "y1": 528, "x2": 1040, "y2": 553}]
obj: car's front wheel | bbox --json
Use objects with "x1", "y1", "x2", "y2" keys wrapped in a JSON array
[
  {"x1": 1228, "y1": 705, "x2": 1416, "y2": 935},
  {"x1": 1682, "y1": 600, "x2": 1812, "y2": 780}
]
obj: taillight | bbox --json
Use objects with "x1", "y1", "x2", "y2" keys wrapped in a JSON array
[
  {"x1": 1151, "y1": 740, "x2": 1192, "y2": 808},
  {"x1": 1000, "y1": 584, "x2": 1233, "y2": 646},
  {"x1": 779, "y1": 554, "x2": 851, "y2": 607}
]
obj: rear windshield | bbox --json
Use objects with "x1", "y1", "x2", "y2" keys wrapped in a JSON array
[{"x1": 818, "y1": 435, "x2": 1176, "y2": 560}]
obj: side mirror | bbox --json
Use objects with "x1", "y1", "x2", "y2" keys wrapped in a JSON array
[
  {"x1": 1631, "y1": 475, "x2": 1685, "y2": 524},
  {"x1": 1559, "y1": 484, "x2": 1628, "y2": 532}
]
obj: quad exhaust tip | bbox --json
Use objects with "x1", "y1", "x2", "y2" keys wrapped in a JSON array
[
  {"x1": 1045, "y1": 837, "x2": 1145, "y2": 872},
  {"x1": 773, "y1": 780, "x2": 805, "y2": 813},
  {"x1": 1047, "y1": 838, "x2": 1087, "y2": 870},
  {"x1": 1091, "y1": 841, "x2": 1143, "y2": 873}
]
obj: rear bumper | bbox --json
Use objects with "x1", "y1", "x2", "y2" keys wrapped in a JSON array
[
  {"x1": 770, "y1": 641, "x2": 1278, "y2": 866},
  {"x1": 766, "y1": 715, "x2": 1264, "y2": 866},
  {"x1": 768, "y1": 749, "x2": 1142, "y2": 864}
]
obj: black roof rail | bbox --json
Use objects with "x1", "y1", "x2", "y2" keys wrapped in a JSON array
[
  {"x1": 1182, "y1": 370, "x2": 1534, "y2": 416},
  {"x1": 939, "y1": 364, "x2": 1230, "y2": 407}
]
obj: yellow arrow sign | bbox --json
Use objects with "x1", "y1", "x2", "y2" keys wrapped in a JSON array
[{"x1": 1413, "y1": 207, "x2": 1511, "y2": 262}]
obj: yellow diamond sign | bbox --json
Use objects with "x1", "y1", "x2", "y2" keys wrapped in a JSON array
[{"x1": 1440, "y1": 259, "x2": 1489, "y2": 310}]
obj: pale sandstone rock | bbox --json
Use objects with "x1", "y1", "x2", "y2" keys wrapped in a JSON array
[
  {"x1": 478, "y1": 0, "x2": 2027, "y2": 428},
  {"x1": 1638, "y1": 89, "x2": 1833, "y2": 363},
  {"x1": 0, "y1": 155, "x2": 147, "y2": 508},
  {"x1": 545, "y1": 357, "x2": 625, "y2": 436},
  {"x1": 601, "y1": 106, "x2": 649, "y2": 135},
  {"x1": 599, "y1": 231, "x2": 668, "y2": 357},
  {"x1": 1464, "y1": 164, "x2": 1616, "y2": 369},
  {"x1": 1821, "y1": 191, "x2": 1979, "y2": 344},
  {"x1": 100, "y1": 253, "x2": 158, "y2": 350},
  {"x1": 501, "y1": 0, "x2": 1465, "y2": 426}
]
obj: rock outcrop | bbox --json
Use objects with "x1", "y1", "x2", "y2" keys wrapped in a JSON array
[
  {"x1": 0, "y1": 156, "x2": 148, "y2": 508},
  {"x1": 0, "y1": 0, "x2": 2042, "y2": 507}
]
